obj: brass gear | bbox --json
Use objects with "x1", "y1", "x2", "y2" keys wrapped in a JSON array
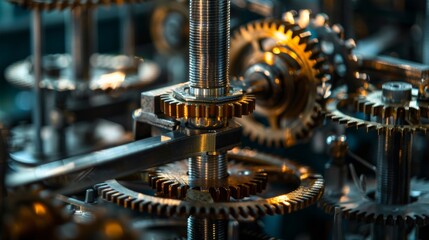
[
  {"x1": 159, "y1": 90, "x2": 256, "y2": 119},
  {"x1": 148, "y1": 160, "x2": 268, "y2": 201},
  {"x1": 8, "y1": 0, "x2": 150, "y2": 10},
  {"x1": 94, "y1": 148, "x2": 324, "y2": 219},
  {"x1": 230, "y1": 19, "x2": 329, "y2": 147},
  {"x1": 319, "y1": 179, "x2": 429, "y2": 226},
  {"x1": 324, "y1": 88, "x2": 429, "y2": 134}
]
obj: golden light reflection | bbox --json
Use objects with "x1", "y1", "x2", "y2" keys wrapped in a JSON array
[
  {"x1": 264, "y1": 52, "x2": 275, "y2": 65},
  {"x1": 272, "y1": 47, "x2": 281, "y2": 55},
  {"x1": 33, "y1": 202, "x2": 47, "y2": 215},
  {"x1": 104, "y1": 221, "x2": 124, "y2": 238},
  {"x1": 97, "y1": 72, "x2": 126, "y2": 90}
]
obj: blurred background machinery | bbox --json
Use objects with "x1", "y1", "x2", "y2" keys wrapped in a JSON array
[{"x1": 1, "y1": 0, "x2": 429, "y2": 239}]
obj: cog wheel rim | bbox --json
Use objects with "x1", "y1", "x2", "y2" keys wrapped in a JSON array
[
  {"x1": 319, "y1": 179, "x2": 429, "y2": 226},
  {"x1": 230, "y1": 19, "x2": 327, "y2": 147},
  {"x1": 5, "y1": 53, "x2": 160, "y2": 92},
  {"x1": 8, "y1": 0, "x2": 150, "y2": 10},
  {"x1": 324, "y1": 88, "x2": 429, "y2": 134},
  {"x1": 148, "y1": 160, "x2": 268, "y2": 201},
  {"x1": 94, "y1": 148, "x2": 324, "y2": 219}
]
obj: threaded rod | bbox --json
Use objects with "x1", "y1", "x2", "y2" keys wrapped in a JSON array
[
  {"x1": 189, "y1": 0, "x2": 230, "y2": 96},
  {"x1": 188, "y1": 153, "x2": 228, "y2": 189},
  {"x1": 187, "y1": 217, "x2": 228, "y2": 240}
]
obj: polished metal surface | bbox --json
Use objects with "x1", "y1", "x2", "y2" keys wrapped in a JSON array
[{"x1": 6, "y1": 124, "x2": 242, "y2": 192}]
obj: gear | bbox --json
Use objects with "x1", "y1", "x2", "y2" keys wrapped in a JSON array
[
  {"x1": 319, "y1": 179, "x2": 429, "y2": 226},
  {"x1": 283, "y1": 9, "x2": 357, "y2": 89},
  {"x1": 94, "y1": 148, "x2": 324, "y2": 219},
  {"x1": 230, "y1": 19, "x2": 329, "y2": 147},
  {"x1": 355, "y1": 91, "x2": 429, "y2": 123},
  {"x1": 324, "y1": 89, "x2": 429, "y2": 134},
  {"x1": 150, "y1": 0, "x2": 188, "y2": 54},
  {"x1": 159, "y1": 87, "x2": 256, "y2": 119},
  {"x1": 148, "y1": 160, "x2": 268, "y2": 201},
  {"x1": 5, "y1": 54, "x2": 160, "y2": 92},
  {"x1": 8, "y1": 0, "x2": 149, "y2": 10}
]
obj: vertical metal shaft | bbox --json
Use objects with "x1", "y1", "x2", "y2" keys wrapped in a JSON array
[
  {"x1": 187, "y1": 217, "x2": 228, "y2": 240},
  {"x1": 71, "y1": 7, "x2": 94, "y2": 82},
  {"x1": 189, "y1": 0, "x2": 230, "y2": 96},
  {"x1": 376, "y1": 130, "x2": 412, "y2": 205},
  {"x1": 187, "y1": 1, "x2": 231, "y2": 238},
  {"x1": 373, "y1": 82, "x2": 413, "y2": 240},
  {"x1": 32, "y1": 9, "x2": 44, "y2": 158},
  {"x1": 121, "y1": 6, "x2": 135, "y2": 58},
  {"x1": 376, "y1": 82, "x2": 413, "y2": 205}
]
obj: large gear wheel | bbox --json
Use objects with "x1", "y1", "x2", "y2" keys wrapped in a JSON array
[
  {"x1": 230, "y1": 19, "x2": 328, "y2": 147},
  {"x1": 8, "y1": 0, "x2": 150, "y2": 10},
  {"x1": 94, "y1": 148, "x2": 324, "y2": 219},
  {"x1": 324, "y1": 87, "x2": 429, "y2": 134},
  {"x1": 319, "y1": 179, "x2": 429, "y2": 227},
  {"x1": 148, "y1": 160, "x2": 268, "y2": 201}
]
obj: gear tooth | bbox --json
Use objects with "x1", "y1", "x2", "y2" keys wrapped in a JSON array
[{"x1": 332, "y1": 24, "x2": 345, "y2": 39}]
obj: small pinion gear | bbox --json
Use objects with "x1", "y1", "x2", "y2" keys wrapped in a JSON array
[
  {"x1": 94, "y1": 148, "x2": 324, "y2": 219},
  {"x1": 230, "y1": 19, "x2": 328, "y2": 147},
  {"x1": 148, "y1": 160, "x2": 268, "y2": 202}
]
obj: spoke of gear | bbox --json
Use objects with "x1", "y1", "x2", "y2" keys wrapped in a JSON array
[
  {"x1": 230, "y1": 19, "x2": 329, "y2": 147},
  {"x1": 324, "y1": 89, "x2": 429, "y2": 134},
  {"x1": 94, "y1": 148, "x2": 324, "y2": 219},
  {"x1": 148, "y1": 160, "x2": 268, "y2": 201},
  {"x1": 319, "y1": 179, "x2": 429, "y2": 227},
  {"x1": 8, "y1": 0, "x2": 150, "y2": 10}
]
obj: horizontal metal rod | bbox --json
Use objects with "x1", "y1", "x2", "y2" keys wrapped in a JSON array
[{"x1": 7, "y1": 125, "x2": 242, "y2": 193}]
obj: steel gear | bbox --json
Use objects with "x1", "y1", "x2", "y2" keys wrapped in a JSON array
[
  {"x1": 324, "y1": 89, "x2": 429, "y2": 134},
  {"x1": 8, "y1": 0, "x2": 149, "y2": 10},
  {"x1": 230, "y1": 19, "x2": 329, "y2": 147},
  {"x1": 355, "y1": 90, "x2": 429, "y2": 123},
  {"x1": 319, "y1": 179, "x2": 429, "y2": 226},
  {"x1": 283, "y1": 9, "x2": 357, "y2": 89},
  {"x1": 159, "y1": 88, "x2": 256, "y2": 119},
  {"x1": 5, "y1": 53, "x2": 160, "y2": 92},
  {"x1": 94, "y1": 148, "x2": 324, "y2": 219},
  {"x1": 148, "y1": 160, "x2": 268, "y2": 201}
]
